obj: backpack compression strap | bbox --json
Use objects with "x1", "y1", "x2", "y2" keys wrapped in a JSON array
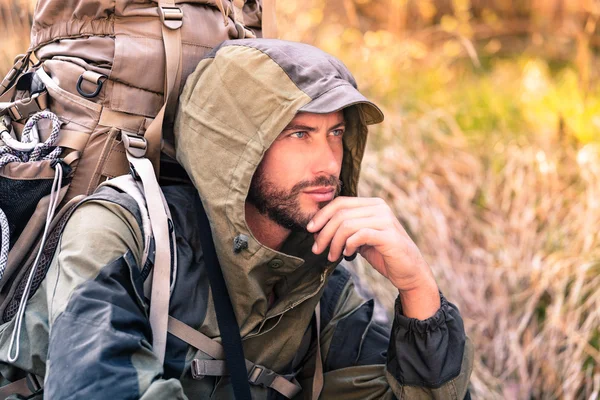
[
  {"x1": 168, "y1": 316, "x2": 303, "y2": 399},
  {"x1": 144, "y1": 1, "x2": 184, "y2": 175},
  {"x1": 167, "y1": 304, "x2": 324, "y2": 399}
]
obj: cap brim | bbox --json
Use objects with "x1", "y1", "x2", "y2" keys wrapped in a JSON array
[{"x1": 298, "y1": 84, "x2": 384, "y2": 125}]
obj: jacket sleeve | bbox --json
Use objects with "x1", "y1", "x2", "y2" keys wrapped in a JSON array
[
  {"x1": 299, "y1": 266, "x2": 473, "y2": 400},
  {"x1": 43, "y1": 200, "x2": 187, "y2": 400}
]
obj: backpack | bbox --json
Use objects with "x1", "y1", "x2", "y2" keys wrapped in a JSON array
[{"x1": 0, "y1": 1, "x2": 302, "y2": 398}]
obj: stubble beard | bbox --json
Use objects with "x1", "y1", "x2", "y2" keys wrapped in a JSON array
[{"x1": 247, "y1": 165, "x2": 342, "y2": 232}]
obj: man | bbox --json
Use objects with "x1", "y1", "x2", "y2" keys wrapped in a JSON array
[{"x1": 1, "y1": 39, "x2": 473, "y2": 398}]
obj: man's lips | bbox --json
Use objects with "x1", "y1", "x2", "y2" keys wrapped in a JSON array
[
  {"x1": 304, "y1": 186, "x2": 335, "y2": 194},
  {"x1": 303, "y1": 187, "x2": 335, "y2": 202}
]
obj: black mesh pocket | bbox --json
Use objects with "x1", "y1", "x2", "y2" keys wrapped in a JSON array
[
  {"x1": 2, "y1": 202, "x2": 78, "y2": 323},
  {"x1": 0, "y1": 161, "x2": 72, "y2": 248}
]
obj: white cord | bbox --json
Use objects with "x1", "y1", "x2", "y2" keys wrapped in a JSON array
[
  {"x1": 8, "y1": 163, "x2": 63, "y2": 362},
  {"x1": 0, "y1": 209, "x2": 9, "y2": 280}
]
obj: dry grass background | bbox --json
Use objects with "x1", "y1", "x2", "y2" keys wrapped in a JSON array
[
  {"x1": 1, "y1": 0, "x2": 600, "y2": 398},
  {"x1": 353, "y1": 111, "x2": 600, "y2": 399},
  {"x1": 0, "y1": 1, "x2": 32, "y2": 70}
]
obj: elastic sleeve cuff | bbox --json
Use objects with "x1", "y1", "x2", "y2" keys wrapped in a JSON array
[
  {"x1": 387, "y1": 292, "x2": 466, "y2": 388},
  {"x1": 393, "y1": 291, "x2": 449, "y2": 334}
]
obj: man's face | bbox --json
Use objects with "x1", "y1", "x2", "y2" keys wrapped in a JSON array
[{"x1": 247, "y1": 111, "x2": 345, "y2": 232}]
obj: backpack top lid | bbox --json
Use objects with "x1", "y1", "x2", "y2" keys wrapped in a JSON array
[{"x1": 30, "y1": 1, "x2": 262, "y2": 120}]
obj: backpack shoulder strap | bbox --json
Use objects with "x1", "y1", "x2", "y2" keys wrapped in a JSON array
[
  {"x1": 100, "y1": 171, "x2": 178, "y2": 302},
  {"x1": 100, "y1": 154, "x2": 176, "y2": 367},
  {"x1": 98, "y1": 176, "x2": 153, "y2": 271}
]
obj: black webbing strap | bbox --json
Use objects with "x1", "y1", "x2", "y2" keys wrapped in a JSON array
[{"x1": 194, "y1": 193, "x2": 252, "y2": 400}]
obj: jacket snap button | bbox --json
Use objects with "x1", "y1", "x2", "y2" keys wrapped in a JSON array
[
  {"x1": 268, "y1": 259, "x2": 283, "y2": 269},
  {"x1": 233, "y1": 234, "x2": 249, "y2": 253}
]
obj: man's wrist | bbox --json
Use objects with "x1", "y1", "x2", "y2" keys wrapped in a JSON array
[{"x1": 397, "y1": 277, "x2": 441, "y2": 320}]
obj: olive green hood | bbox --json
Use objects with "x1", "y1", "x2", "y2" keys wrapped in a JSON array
[{"x1": 173, "y1": 39, "x2": 383, "y2": 348}]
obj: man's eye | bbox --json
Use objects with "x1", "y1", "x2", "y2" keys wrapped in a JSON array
[
  {"x1": 331, "y1": 129, "x2": 345, "y2": 137},
  {"x1": 291, "y1": 131, "x2": 307, "y2": 139}
]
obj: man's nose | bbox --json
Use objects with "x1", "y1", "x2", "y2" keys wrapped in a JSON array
[{"x1": 312, "y1": 140, "x2": 341, "y2": 176}]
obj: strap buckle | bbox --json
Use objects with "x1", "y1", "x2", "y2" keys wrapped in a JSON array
[
  {"x1": 4, "y1": 91, "x2": 48, "y2": 121},
  {"x1": 26, "y1": 373, "x2": 43, "y2": 395},
  {"x1": 159, "y1": 5, "x2": 183, "y2": 29},
  {"x1": 122, "y1": 131, "x2": 148, "y2": 158},
  {"x1": 1, "y1": 54, "x2": 29, "y2": 92},
  {"x1": 191, "y1": 359, "x2": 206, "y2": 380},
  {"x1": 248, "y1": 364, "x2": 277, "y2": 388}
]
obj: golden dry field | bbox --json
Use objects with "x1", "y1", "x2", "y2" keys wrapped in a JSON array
[{"x1": 2, "y1": 0, "x2": 600, "y2": 398}]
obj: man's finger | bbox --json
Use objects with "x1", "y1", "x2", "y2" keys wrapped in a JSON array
[
  {"x1": 343, "y1": 228, "x2": 381, "y2": 257},
  {"x1": 324, "y1": 217, "x2": 389, "y2": 261},
  {"x1": 307, "y1": 197, "x2": 384, "y2": 233},
  {"x1": 311, "y1": 205, "x2": 383, "y2": 254}
]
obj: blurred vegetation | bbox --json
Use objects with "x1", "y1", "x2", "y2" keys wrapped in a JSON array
[
  {"x1": 0, "y1": 0, "x2": 32, "y2": 75},
  {"x1": 1, "y1": 0, "x2": 600, "y2": 398},
  {"x1": 277, "y1": 0, "x2": 600, "y2": 145}
]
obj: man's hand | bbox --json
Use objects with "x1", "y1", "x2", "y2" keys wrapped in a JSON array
[{"x1": 307, "y1": 197, "x2": 441, "y2": 320}]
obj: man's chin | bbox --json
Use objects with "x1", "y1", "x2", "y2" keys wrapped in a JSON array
[
  {"x1": 262, "y1": 197, "x2": 336, "y2": 233},
  {"x1": 284, "y1": 208, "x2": 320, "y2": 233},
  {"x1": 299, "y1": 205, "x2": 323, "y2": 220},
  {"x1": 292, "y1": 205, "x2": 328, "y2": 232}
]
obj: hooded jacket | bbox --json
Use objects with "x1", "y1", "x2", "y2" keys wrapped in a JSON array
[{"x1": 0, "y1": 39, "x2": 473, "y2": 399}]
